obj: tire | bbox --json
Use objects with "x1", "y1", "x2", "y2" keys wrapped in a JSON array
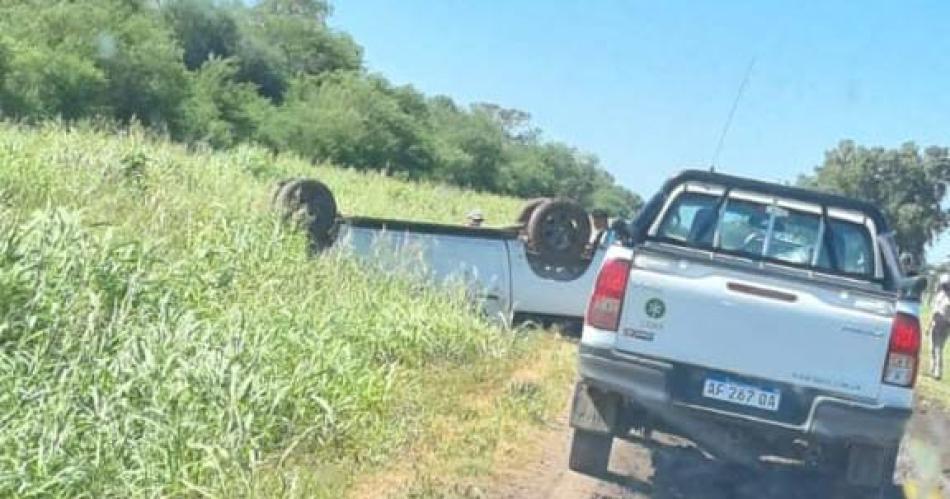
[
  {"x1": 273, "y1": 178, "x2": 338, "y2": 242},
  {"x1": 526, "y1": 199, "x2": 591, "y2": 265},
  {"x1": 834, "y1": 444, "x2": 899, "y2": 499},
  {"x1": 271, "y1": 178, "x2": 293, "y2": 206},
  {"x1": 568, "y1": 429, "x2": 613, "y2": 478},
  {"x1": 516, "y1": 197, "x2": 550, "y2": 225}
]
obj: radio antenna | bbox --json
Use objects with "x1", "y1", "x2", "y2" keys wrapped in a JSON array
[{"x1": 710, "y1": 57, "x2": 756, "y2": 172}]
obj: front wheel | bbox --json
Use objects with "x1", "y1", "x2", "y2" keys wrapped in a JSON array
[
  {"x1": 568, "y1": 429, "x2": 613, "y2": 478},
  {"x1": 273, "y1": 178, "x2": 338, "y2": 250}
]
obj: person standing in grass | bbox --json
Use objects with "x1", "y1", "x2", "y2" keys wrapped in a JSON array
[
  {"x1": 466, "y1": 209, "x2": 484, "y2": 227},
  {"x1": 930, "y1": 274, "x2": 950, "y2": 380}
]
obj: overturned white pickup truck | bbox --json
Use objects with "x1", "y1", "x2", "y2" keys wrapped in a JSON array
[
  {"x1": 272, "y1": 178, "x2": 617, "y2": 329},
  {"x1": 570, "y1": 170, "x2": 925, "y2": 497}
]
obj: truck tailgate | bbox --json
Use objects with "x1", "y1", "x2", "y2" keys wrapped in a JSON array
[{"x1": 614, "y1": 250, "x2": 895, "y2": 402}]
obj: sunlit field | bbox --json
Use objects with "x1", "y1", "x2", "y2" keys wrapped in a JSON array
[{"x1": 0, "y1": 123, "x2": 559, "y2": 497}]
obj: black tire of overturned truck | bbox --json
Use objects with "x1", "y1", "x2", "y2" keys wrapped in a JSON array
[
  {"x1": 516, "y1": 197, "x2": 551, "y2": 225},
  {"x1": 526, "y1": 199, "x2": 592, "y2": 266},
  {"x1": 568, "y1": 429, "x2": 613, "y2": 479},
  {"x1": 273, "y1": 178, "x2": 338, "y2": 248}
]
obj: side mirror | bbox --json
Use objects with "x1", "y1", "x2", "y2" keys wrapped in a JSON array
[{"x1": 899, "y1": 275, "x2": 928, "y2": 302}]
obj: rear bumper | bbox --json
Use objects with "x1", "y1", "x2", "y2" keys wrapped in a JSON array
[{"x1": 575, "y1": 344, "x2": 911, "y2": 445}]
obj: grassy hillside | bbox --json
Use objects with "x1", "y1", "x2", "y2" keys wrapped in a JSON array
[{"x1": 0, "y1": 123, "x2": 569, "y2": 497}]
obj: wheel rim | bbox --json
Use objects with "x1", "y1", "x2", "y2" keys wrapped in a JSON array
[{"x1": 539, "y1": 212, "x2": 578, "y2": 252}]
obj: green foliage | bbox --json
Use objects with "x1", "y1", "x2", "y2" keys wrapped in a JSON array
[
  {"x1": 230, "y1": 0, "x2": 361, "y2": 102},
  {"x1": 800, "y1": 140, "x2": 950, "y2": 261},
  {"x1": 161, "y1": 0, "x2": 241, "y2": 70},
  {"x1": 428, "y1": 99, "x2": 506, "y2": 190},
  {"x1": 252, "y1": 0, "x2": 361, "y2": 78},
  {"x1": 0, "y1": 0, "x2": 640, "y2": 216},
  {"x1": 262, "y1": 72, "x2": 434, "y2": 177},
  {"x1": 183, "y1": 58, "x2": 271, "y2": 147},
  {"x1": 0, "y1": 122, "x2": 530, "y2": 496},
  {"x1": 97, "y1": 12, "x2": 190, "y2": 129},
  {"x1": 0, "y1": 0, "x2": 187, "y2": 128},
  {"x1": 0, "y1": 42, "x2": 107, "y2": 119}
]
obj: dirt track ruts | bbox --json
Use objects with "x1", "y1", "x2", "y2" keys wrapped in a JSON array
[{"x1": 484, "y1": 396, "x2": 949, "y2": 499}]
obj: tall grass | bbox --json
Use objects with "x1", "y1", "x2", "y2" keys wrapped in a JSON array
[{"x1": 0, "y1": 123, "x2": 529, "y2": 497}]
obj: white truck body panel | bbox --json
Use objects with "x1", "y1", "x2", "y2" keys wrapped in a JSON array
[
  {"x1": 614, "y1": 246, "x2": 895, "y2": 401},
  {"x1": 340, "y1": 225, "x2": 513, "y2": 320},
  {"x1": 337, "y1": 223, "x2": 601, "y2": 322},
  {"x1": 508, "y1": 245, "x2": 602, "y2": 318}
]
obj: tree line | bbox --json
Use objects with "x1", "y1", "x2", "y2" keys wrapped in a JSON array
[
  {"x1": 800, "y1": 141, "x2": 949, "y2": 263},
  {"x1": 0, "y1": 1, "x2": 945, "y2": 257},
  {"x1": 0, "y1": 0, "x2": 641, "y2": 216}
]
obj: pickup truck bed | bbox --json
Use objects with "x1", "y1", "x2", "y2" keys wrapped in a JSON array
[
  {"x1": 339, "y1": 215, "x2": 605, "y2": 326},
  {"x1": 271, "y1": 178, "x2": 609, "y2": 329}
]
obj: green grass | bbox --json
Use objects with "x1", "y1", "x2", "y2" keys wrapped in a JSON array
[
  {"x1": 344, "y1": 336, "x2": 575, "y2": 499},
  {"x1": 0, "y1": 122, "x2": 545, "y2": 497}
]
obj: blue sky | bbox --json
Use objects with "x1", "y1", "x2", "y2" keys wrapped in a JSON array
[{"x1": 329, "y1": 0, "x2": 950, "y2": 262}]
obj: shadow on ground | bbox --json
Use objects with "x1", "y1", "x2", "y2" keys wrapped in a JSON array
[{"x1": 594, "y1": 434, "x2": 906, "y2": 499}]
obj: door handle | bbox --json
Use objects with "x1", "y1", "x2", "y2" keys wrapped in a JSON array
[{"x1": 726, "y1": 282, "x2": 797, "y2": 303}]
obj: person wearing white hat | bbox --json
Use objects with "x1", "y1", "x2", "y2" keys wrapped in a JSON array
[
  {"x1": 466, "y1": 209, "x2": 484, "y2": 227},
  {"x1": 929, "y1": 273, "x2": 950, "y2": 379}
]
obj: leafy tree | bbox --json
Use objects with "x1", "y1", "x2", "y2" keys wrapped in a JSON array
[
  {"x1": 0, "y1": 38, "x2": 8, "y2": 82},
  {"x1": 257, "y1": 0, "x2": 331, "y2": 19},
  {"x1": 800, "y1": 140, "x2": 950, "y2": 261},
  {"x1": 428, "y1": 99, "x2": 506, "y2": 190},
  {"x1": 0, "y1": 43, "x2": 107, "y2": 120},
  {"x1": 161, "y1": 0, "x2": 240, "y2": 70},
  {"x1": 183, "y1": 57, "x2": 271, "y2": 147},
  {"x1": 236, "y1": 0, "x2": 360, "y2": 102},
  {"x1": 0, "y1": 0, "x2": 639, "y2": 216},
  {"x1": 231, "y1": 32, "x2": 289, "y2": 103},
  {"x1": 261, "y1": 72, "x2": 433, "y2": 177},
  {"x1": 96, "y1": 11, "x2": 189, "y2": 130},
  {"x1": 472, "y1": 102, "x2": 539, "y2": 143},
  {"x1": 588, "y1": 171, "x2": 643, "y2": 218},
  {"x1": 0, "y1": 1, "x2": 188, "y2": 128}
]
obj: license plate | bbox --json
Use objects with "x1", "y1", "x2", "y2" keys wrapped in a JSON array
[{"x1": 702, "y1": 378, "x2": 781, "y2": 412}]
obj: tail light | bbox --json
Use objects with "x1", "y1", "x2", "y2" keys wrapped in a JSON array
[
  {"x1": 882, "y1": 312, "x2": 921, "y2": 387},
  {"x1": 586, "y1": 256, "x2": 632, "y2": 331}
]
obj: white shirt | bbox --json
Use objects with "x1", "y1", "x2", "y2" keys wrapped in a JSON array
[{"x1": 934, "y1": 289, "x2": 950, "y2": 319}]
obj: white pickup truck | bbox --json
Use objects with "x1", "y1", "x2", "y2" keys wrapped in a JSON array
[
  {"x1": 570, "y1": 170, "x2": 923, "y2": 496},
  {"x1": 272, "y1": 178, "x2": 615, "y2": 329}
]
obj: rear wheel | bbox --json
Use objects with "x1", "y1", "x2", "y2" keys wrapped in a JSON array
[
  {"x1": 833, "y1": 443, "x2": 899, "y2": 499},
  {"x1": 273, "y1": 178, "x2": 338, "y2": 249},
  {"x1": 516, "y1": 197, "x2": 550, "y2": 225},
  {"x1": 526, "y1": 199, "x2": 591, "y2": 266},
  {"x1": 568, "y1": 429, "x2": 613, "y2": 478}
]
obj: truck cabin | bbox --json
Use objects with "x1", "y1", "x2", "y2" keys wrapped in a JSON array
[{"x1": 624, "y1": 170, "x2": 903, "y2": 293}]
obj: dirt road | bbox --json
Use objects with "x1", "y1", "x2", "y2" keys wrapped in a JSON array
[{"x1": 484, "y1": 399, "x2": 949, "y2": 499}]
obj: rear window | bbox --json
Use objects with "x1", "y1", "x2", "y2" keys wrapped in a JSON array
[
  {"x1": 817, "y1": 219, "x2": 874, "y2": 276},
  {"x1": 656, "y1": 192, "x2": 718, "y2": 244},
  {"x1": 654, "y1": 191, "x2": 877, "y2": 279}
]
